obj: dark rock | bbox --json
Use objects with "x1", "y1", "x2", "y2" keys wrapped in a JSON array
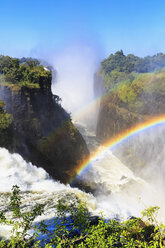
[
  {"x1": 0, "y1": 76, "x2": 89, "y2": 184},
  {"x1": 96, "y1": 71, "x2": 165, "y2": 143}
]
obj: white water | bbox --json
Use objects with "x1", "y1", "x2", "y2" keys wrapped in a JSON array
[
  {"x1": 51, "y1": 44, "x2": 100, "y2": 131},
  {"x1": 0, "y1": 148, "x2": 96, "y2": 239},
  {"x1": 1, "y1": 123, "x2": 165, "y2": 239},
  {"x1": 75, "y1": 123, "x2": 165, "y2": 221},
  {"x1": 1, "y1": 48, "x2": 165, "y2": 237}
]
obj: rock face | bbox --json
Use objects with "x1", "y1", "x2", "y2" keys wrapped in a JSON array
[
  {"x1": 96, "y1": 72, "x2": 165, "y2": 143},
  {"x1": 95, "y1": 70, "x2": 165, "y2": 177},
  {"x1": 0, "y1": 74, "x2": 89, "y2": 183},
  {"x1": 96, "y1": 51, "x2": 165, "y2": 142}
]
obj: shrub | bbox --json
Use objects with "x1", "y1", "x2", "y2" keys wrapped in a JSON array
[{"x1": 0, "y1": 186, "x2": 165, "y2": 247}]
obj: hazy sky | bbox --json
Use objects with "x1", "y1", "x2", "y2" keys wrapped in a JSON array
[{"x1": 1, "y1": 0, "x2": 165, "y2": 58}]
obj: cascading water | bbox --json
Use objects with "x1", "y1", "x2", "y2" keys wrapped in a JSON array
[
  {"x1": 0, "y1": 148, "x2": 96, "y2": 239},
  {"x1": 1, "y1": 49, "x2": 165, "y2": 239},
  {"x1": 1, "y1": 124, "x2": 165, "y2": 238},
  {"x1": 73, "y1": 122, "x2": 165, "y2": 221},
  {"x1": 50, "y1": 45, "x2": 165, "y2": 224},
  {"x1": 51, "y1": 43, "x2": 101, "y2": 131}
]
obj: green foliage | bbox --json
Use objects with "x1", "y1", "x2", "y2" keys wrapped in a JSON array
[
  {"x1": 142, "y1": 206, "x2": 160, "y2": 224},
  {"x1": 0, "y1": 185, "x2": 44, "y2": 247},
  {"x1": 101, "y1": 50, "x2": 140, "y2": 74},
  {"x1": 0, "y1": 99, "x2": 13, "y2": 148},
  {"x1": 103, "y1": 70, "x2": 135, "y2": 90},
  {"x1": 0, "y1": 99, "x2": 12, "y2": 129},
  {"x1": 114, "y1": 78, "x2": 142, "y2": 104},
  {"x1": 0, "y1": 55, "x2": 52, "y2": 88},
  {"x1": 101, "y1": 51, "x2": 165, "y2": 91},
  {"x1": 102, "y1": 51, "x2": 165, "y2": 75},
  {"x1": 102, "y1": 70, "x2": 165, "y2": 116},
  {"x1": 0, "y1": 186, "x2": 165, "y2": 247}
]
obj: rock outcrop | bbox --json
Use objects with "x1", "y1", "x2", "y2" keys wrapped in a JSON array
[
  {"x1": 95, "y1": 65, "x2": 165, "y2": 176},
  {"x1": 96, "y1": 71, "x2": 165, "y2": 143},
  {"x1": 0, "y1": 59, "x2": 89, "y2": 184}
]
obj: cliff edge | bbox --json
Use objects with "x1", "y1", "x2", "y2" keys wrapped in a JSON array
[
  {"x1": 0, "y1": 56, "x2": 89, "y2": 183},
  {"x1": 96, "y1": 51, "x2": 165, "y2": 142}
]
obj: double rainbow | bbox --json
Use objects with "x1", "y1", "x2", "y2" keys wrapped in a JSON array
[{"x1": 71, "y1": 114, "x2": 165, "y2": 182}]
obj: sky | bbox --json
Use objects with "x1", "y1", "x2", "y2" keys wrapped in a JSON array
[{"x1": 1, "y1": 0, "x2": 165, "y2": 58}]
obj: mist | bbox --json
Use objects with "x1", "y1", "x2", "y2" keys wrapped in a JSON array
[
  {"x1": 48, "y1": 43, "x2": 102, "y2": 131},
  {"x1": 111, "y1": 124, "x2": 165, "y2": 206},
  {"x1": 3, "y1": 44, "x2": 165, "y2": 220}
]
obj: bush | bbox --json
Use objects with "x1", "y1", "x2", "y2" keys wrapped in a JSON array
[
  {"x1": 0, "y1": 55, "x2": 51, "y2": 87},
  {"x1": 0, "y1": 186, "x2": 165, "y2": 247},
  {"x1": 0, "y1": 185, "x2": 44, "y2": 247}
]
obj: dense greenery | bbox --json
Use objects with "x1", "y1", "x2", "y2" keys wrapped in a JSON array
[
  {"x1": 101, "y1": 50, "x2": 165, "y2": 91},
  {"x1": 0, "y1": 55, "x2": 88, "y2": 184},
  {"x1": 97, "y1": 50, "x2": 165, "y2": 167},
  {"x1": 0, "y1": 55, "x2": 51, "y2": 88},
  {"x1": 100, "y1": 69, "x2": 165, "y2": 117},
  {"x1": 0, "y1": 100, "x2": 12, "y2": 129},
  {"x1": 96, "y1": 68, "x2": 165, "y2": 142},
  {"x1": 102, "y1": 50, "x2": 165, "y2": 74},
  {"x1": 0, "y1": 100, "x2": 12, "y2": 148},
  {"x1": 0, "y1": 186, "x2": 165, "y2": 247}
]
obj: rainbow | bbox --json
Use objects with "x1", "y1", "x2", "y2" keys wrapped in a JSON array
[{"x1": 71, "y1": 114, "x2": 165, "y2": 182}]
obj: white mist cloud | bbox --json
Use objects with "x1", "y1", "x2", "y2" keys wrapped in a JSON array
[
  {"x1": 29, "y1": 40, "x2": 103, "y2": 130},
  {"x1": 50, "y1": 42, "x2": 102, "y2": 129}
]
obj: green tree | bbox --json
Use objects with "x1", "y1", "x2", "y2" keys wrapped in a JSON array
[{"x1": 0, "y1": 100, "x2": 12, "y2": 129}]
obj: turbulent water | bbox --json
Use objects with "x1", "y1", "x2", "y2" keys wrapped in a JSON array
[
  {"x1": 1, "y1": 123, "x2": 165, "y2": 239},
  {"x1": 0, "y1": 148, "x2": 96, "y2": 239},
  {"x1": 75, "y1": 123, "x2": 165, "y2": 220}
]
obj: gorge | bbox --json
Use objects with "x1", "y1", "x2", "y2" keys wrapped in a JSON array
[
  {"x1": 0, "y1": 56, "x2": 89, "y2": 184},
  {"x1": 0, "y1": 51, "x2": 165, "y2": 245}
]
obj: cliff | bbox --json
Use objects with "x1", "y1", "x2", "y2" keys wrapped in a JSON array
[
  {"x1": 95, "y1": 52, "x2": 165, "y2": 174},
  {"x1": 0, "y1": 56, "x2": 89, "y2": 183},
  {"x1": 96, "y1": 52, "x2": 165, "y2": 142}
]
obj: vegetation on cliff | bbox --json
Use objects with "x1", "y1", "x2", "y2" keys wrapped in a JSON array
[
  {"x1": 0, "y1": 100, "x2": 12, "y2": 129},
  {"x1": 0, "y1": 55, "x2": 51, "y2": 89},
  {"x1": 0, "y1": 55, "x2": 89, "y2": 183},
  {"x1": 102, "y1": 50, "x2": 165, "y2": 74},
  {"x1": 0, "y1": 185, "x2": 164, "y2": 247},
  {"x1": 0, "y1": 100, "x2": 12, "y2": 148},
  {"x1": 96, "y1": 51, "x2": 165, "y2": 142},
  {"x1": 101, "y1": 50, "x2": 165, "y2": 91}
]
